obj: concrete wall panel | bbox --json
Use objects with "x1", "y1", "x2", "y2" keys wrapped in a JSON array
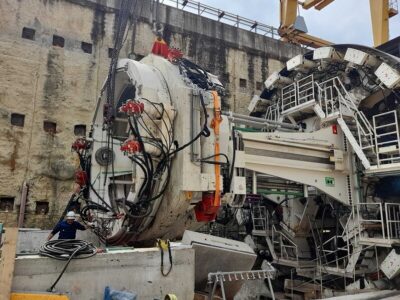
[{"x1": 12, "y1": 247, "x2": 195, "y2": 300}]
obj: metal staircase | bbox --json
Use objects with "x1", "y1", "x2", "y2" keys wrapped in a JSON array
[
  {"x1": 271, "y1": 225, "x2": 299, "y2": 261},
  {"x1": 309, "y1": 212, "x2": 379, "y2": 277},
  {"x1": 272, "y1": 74, "x2": 400, "y2": 173},
  {"x1": 316, "y1": 77, "x2": 377, "y2": 169}
]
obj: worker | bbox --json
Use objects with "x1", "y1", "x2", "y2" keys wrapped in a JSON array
[{"x1": 47, "y1": 211, "x2": 92, "y2": 240}]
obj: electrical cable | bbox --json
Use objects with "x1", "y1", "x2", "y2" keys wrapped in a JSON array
[
  {"x1": 228, "y1": 126, "x2": 237, "y2": 190},
  {"x1": 124, "y1": 89, "x2": 212, "y2": 210},
  {"x1": 81, "y1": 202, "x2": 109, "y2": 221},
  {"x1": 68, "y1": 0, "x2": 143, "y2": 237},
  {"x1": 40, "y1": 239, "x2": 97, "y2": 292},
  {"x1": 125, "y1": 98, "x2": 175, "y2": 209},
  {"x1": 129, "y1": 117, "x2": 154, "y2": 199},
  {"x1": 168, "y1": 93, "x2": 210, "y2": 156},
  {"x1": 89, "y1": 21, "x2": 225, "y2": 228},
  {"x1": 158, "y1": 239, "x2": 173, "y2": 276},
  {"x1": 89, "y1": 182, "x2": 114, "y2": 211},
  {"x1": 200, "y1": 153, "x2": 230, "y2": 165},
  {"x1": 96, "y1": 0, "x2": 135, "y2": 213},
  {"x1": 56, "y1": 193, "x2": 80, "y2": 225}
]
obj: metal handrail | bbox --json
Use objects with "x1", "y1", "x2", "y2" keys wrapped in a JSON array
[
  {"x1": 252, "y1": 205, "x2": 267, "y2": 231},
  {"x1": 313, "y1": 211, "x2": 356, "y2": 270},
  {"x1": 160, "y1": 0, "x2": 279, "y2": 38},
  {"x1": 373, "y1": 110, "x2": 400, "y2": 166},
  {"x1": 357, "y1": 202, "x2": 386, "y2": 239},
  {"x1": 385, "y1": 203, "x2": 400, "y2": 240},
  {"x1": 280, "y1": 75, "x2": 400, "y2": 169},
  {"x1": 291, "y1": 244, "x2": 376, "y2": 296},
  {"x1": 272, "y1": 225, "x2": 299, "y2": 261},
  {"x1": 297, "y1": 74, "x2": 315, "y2": 104},
  {"x1": 315, "y1": 77, "x2": 376, "y2": 160},
  {"x1": 281, "y1": 74, "x2": 316, "y2": 113},
  {"x1": 265, "y1": 104, "x2": 280, "y2": 122},
  {"x1": 281, "y1": 83, "x2": 297, "y2": 112},
  {"x1": 333, "y1": 77, "x2": 374, "y2": 133}
]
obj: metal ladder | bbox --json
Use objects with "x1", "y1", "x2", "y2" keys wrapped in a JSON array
[{"x1": 251, "y1": 204, "x2": 268, "y2": 236}]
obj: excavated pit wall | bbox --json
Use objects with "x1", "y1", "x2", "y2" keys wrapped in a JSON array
[{"x1": 0, "y1": 0, "x2": 304, "y2": 228}]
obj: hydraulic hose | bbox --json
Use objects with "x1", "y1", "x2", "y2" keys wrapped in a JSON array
[{"x1": 39, "y1": 239, "x2": 97, "y2": 292}]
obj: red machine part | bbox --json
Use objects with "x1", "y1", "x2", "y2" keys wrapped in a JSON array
[
  {"x1": 72, "y1": 138, "x2": 89, "y2": 151},
  {"x1": 119, "y1": 100, "x2": 144, "y2": 115},
  {"x1": 120, "y1": 140, "x2": 141, "y2": 154},
  {"x1": 75, "y1": 170, "x2": 88, "y2": 187},
  {"x1": 151, "y1": 37, "x2": 169, "y2": 58},
  {"x1": 167, "y1": 48, "x2": 183, "y2": 62},
  {"x1": 151, "y1": 38, "x2": 183, "y2": 62},
  {"x1": 332, "y1": 124, "x2": 338, "y2": 135},
  {"x1": 195, "y1": 192, "x2": 220, "y2": 222}
]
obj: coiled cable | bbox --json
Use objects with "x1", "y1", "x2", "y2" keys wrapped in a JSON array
[{"x1": 40, "y1": 239, "x2": 97, "y2": 292}]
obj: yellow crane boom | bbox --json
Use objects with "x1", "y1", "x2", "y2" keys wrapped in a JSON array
[{"x1": 279, "y1": 0, "x2": 398, "y2": 48}]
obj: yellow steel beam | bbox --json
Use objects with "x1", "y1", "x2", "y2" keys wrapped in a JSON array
[
  {"x1": 302, "y1": 0, "x2": 335, "y2": 10},
  {"x1": 280, "y1": 0, "x2": 298, "y2": 29},
  {"x1": 289, "y1": 31, "x2": 332, "y2": 48},
  {"x1": 370, "y1": 0, "x2": 390, "y2": 47},
  {"x1": 302, "y1": 0, "x2": 323, "y2": 10},
  {"x1": 315, "y1": 0, "x2": 335, "y2": 10},
  {"x1": 279, "y1": 0, "x2": 333, "y2": 48},
  {"x1": 280, "y1": 27, "x2": 332, "y2": 48}
]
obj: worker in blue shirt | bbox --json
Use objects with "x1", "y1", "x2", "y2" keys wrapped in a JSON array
[{"x1": 47, "y1": 211, "x2": 92, "y2": 240}]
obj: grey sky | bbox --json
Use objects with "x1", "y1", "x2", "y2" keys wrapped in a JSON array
[{"x1": 193, "y1": 0, "x2": 400, "y2": 46}]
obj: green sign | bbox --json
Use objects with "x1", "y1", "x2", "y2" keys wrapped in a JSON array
[{"x1": 325, "y1": 177, "x2": 335, "y2": 187}]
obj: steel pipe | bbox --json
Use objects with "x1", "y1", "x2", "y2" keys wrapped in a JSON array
[{"x1": 222, "y1": 111, "x2": 300, "y2": 130}]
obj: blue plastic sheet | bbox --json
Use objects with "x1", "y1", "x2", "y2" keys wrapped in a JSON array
[{"x1": 103, "y1": 286, "x2": 137, "y2": 300}]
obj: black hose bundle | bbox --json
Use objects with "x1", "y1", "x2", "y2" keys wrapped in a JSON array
[{"x1": 40, "y1": 239, "x2": 97, "y2": 292}]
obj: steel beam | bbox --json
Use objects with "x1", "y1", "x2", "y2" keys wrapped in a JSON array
[{"x1": 370, "y1": 0, "x2": 390, "y2": 47}]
